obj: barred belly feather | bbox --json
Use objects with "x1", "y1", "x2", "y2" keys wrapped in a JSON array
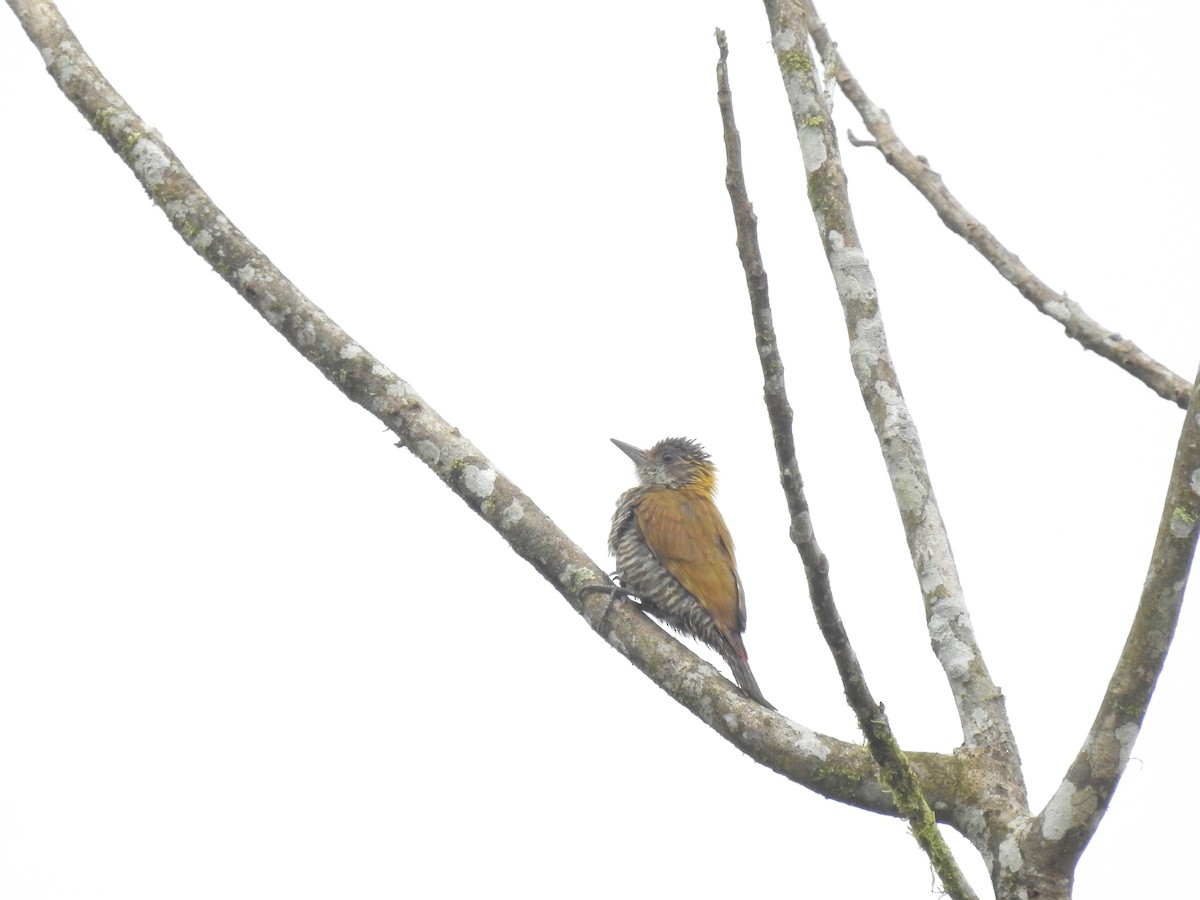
[
  {"x1": 610, "y1": 489, "x2": 730, "y2": 652},
  {"x1": 607, "y1": 471, "x2": 771, "y2": 709}
]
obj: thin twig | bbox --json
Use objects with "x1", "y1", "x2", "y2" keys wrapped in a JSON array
[
  {"x1": 800, "y1": 0, "x2": 1192, "y2": 408},
  {"x1": 716, "y1": 28, "x2": 980, "y2": 900}
]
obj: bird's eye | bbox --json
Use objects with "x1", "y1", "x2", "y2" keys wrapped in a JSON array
[{"x1": 661, "y1": 452, "x2": 675, "y2": 463}]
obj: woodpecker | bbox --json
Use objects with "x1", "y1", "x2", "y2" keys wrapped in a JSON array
[{"x1": 607, "y1": 437, "x2": 771, "y2": 708}]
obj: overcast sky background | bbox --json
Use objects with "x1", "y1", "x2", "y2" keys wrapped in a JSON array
[{"x1": 2, "y1": 2, "x2": 1196, "y2": 898}]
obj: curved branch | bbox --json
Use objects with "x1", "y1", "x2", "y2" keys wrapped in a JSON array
[
  {"x1": 716, "y1": 29, "x2": 978, "y2": 900},
  {"x1": 798, "y1": 0, "x2": 1192, "y2": 409},
  {"x1": 4, "y1": 0, "x2": 969, "y2": 823},
  {"x1": 1024, "y1": 365, "x2": 1200, "y2": 874}
]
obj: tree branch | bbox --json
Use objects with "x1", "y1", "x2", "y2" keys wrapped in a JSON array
[
  {"x1": 757, "y1": 3, "x2": 1036, "y2": 869},
  {"x1": 759, "y1": 0, "x2": 1022, "y2": 761},
  {"x1": 1023, "y1": 365, "x2": 1200, "y2": 875},
  {"x1": 798, "y1": 0, "x2": 1192, "y2": 409},
  {"x1": 4, "y1": 0, "x2": 968, "y2": 823},
  {"x1": 716, "y1": 28, "x2": 979, "y2": 900}
]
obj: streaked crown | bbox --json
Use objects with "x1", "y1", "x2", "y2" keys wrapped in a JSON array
[{"x1": 612, "y1": 436, "x2": 718, "y2": 492}]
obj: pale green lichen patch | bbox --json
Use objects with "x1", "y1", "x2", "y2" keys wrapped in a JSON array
[
  {"x1": 937, "y1": 636, "x2": 974, "y2": 681},
  {"x1": 847, "y1": 315, "x2": 883, "y2": 377},
  {"x1": 561, "y1": 566, "x2": 604, "y2": 611},
  {"x1": 383, "y1": 376, "x2": 411, "y2": 399},
  {"x1": 797, "y1": 120, "x2": 828, "y2": 173},
  {"x1": 828, "y1": 235, "x2": 874, "y2": 299},
  {"x1": 463, "y1": 464, "x2": 496, "y2": 499},
  {"x1": 1041, "y1": 780, "x2": 1097, "y2": 841},
  {"x1": 130, "y1": 138, "x2": 169, "y2": 189},
  {"x1": 928, "y1": 600, "x2": 975, "y2": 679},
  {"x1": 891, "y1": 468, "x2": 926, "y2": 513},
  {"x1": 792, "y1": 725, "x2": 832, "y2": 760},
  {"x1": 772, "y1": 27, "x2": 800, "y2": 53},
  {"x1": 1115, "y1": 722, "x2": 1139, "y2": 770},
  {"x1": 1169, "y1": 505, "x2": 1196, "y2": 538},
  {"x1": 876, "y1": 382, "x2": 916, "y2": 443},
  {"x1": 44, "y1": 45, "x2": 81, "y2": 82},
  {"x1": 778, "y1": 50, "x2": 811, "y2": 74},
  {"x1": 416, "y1": 440, "x2": 440, "y2": 466},
  {"x1": 499, "y1": 501, "x2": 524, "y2": 529},
  {"x1": 559, "y1": 564, "x2": 591, "y2": 588}
]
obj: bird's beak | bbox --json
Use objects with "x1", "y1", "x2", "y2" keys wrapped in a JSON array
[{"x1": 611, "y1": 438, "x2": 649, "y2": 465}]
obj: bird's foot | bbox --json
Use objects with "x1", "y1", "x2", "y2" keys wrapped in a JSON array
[{"x1": 578, "y1": 577, "x2": 646, "y2": 604}]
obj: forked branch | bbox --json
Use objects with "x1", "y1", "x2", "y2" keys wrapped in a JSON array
[
  {"x1": 759, "y1": 2, "x2": 1024, "y2": 774},
  {"x1": 798, "y1": 0, "x2": 1192, "y2": 408},
  {"x1": 5, "y1": 0, "x2": 962, "y2": 821},
  {"x1": 1023, "y1": 364, "x2": 1200, "y2": 874},
  {"x1": 716, "y1": 28, "x2": 979, "y2": 900}
]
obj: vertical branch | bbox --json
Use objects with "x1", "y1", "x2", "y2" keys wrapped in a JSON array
[
  {"x1": 715, "y1": 30, "x2": 979, "y2": 900},
  {"x1": 759, "y1": 1, "x2": 1022, "y2": 766}
]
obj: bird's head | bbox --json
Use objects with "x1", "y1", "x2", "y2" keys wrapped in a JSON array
[{"x1": 612, "y1": 436, "x2": 718, "y2": 493}]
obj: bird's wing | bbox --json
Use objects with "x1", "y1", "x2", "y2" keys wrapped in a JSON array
[{"x1": 635, "y1": 490, "x2": 744, "y2": 636}]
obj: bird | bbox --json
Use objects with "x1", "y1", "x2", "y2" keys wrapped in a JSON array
[{"x1": 606, "y1": 436, "x2": 772, "y2": 708}]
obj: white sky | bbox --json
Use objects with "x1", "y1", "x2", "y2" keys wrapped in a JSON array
[{"x1": 1, "y1": 2, "x2": 1195, "y2": 898}]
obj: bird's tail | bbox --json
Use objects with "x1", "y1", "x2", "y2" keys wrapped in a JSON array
[{"x1": 728, "y1": 654, "x2": 774, "y2": 710}]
